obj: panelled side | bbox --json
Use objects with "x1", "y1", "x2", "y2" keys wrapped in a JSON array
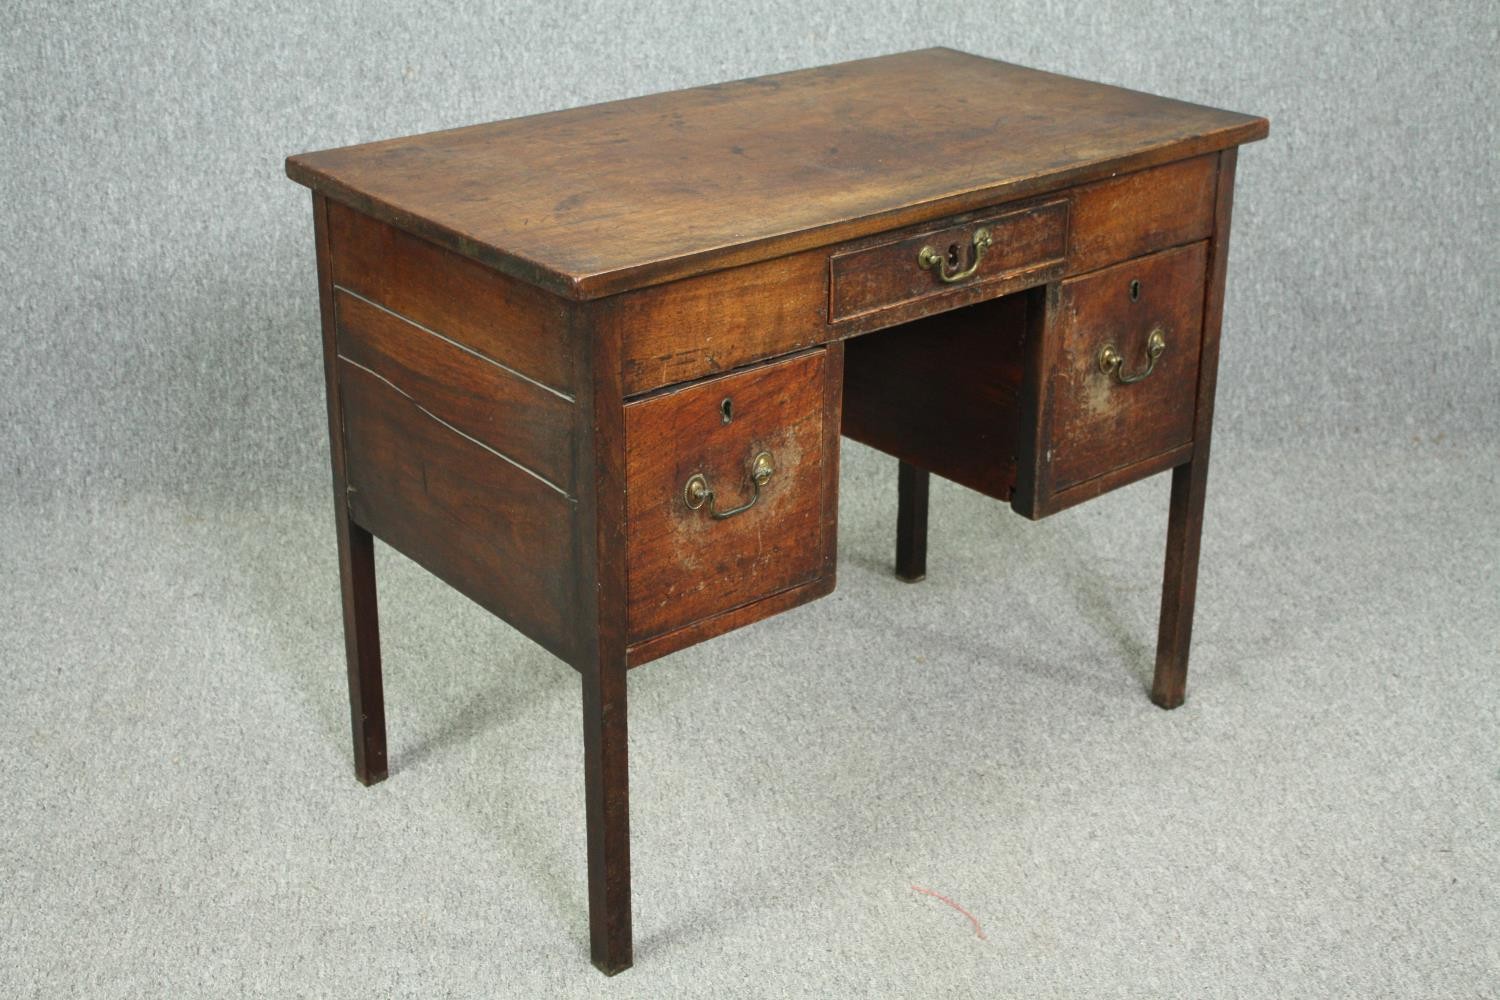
[{"x1": 324, "y1": 201, "x2": 583, "y2": 663}]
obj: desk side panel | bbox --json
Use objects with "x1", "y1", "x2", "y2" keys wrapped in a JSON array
[
  {"x1": 335, "y1": 289, "x2": 576, "y2": 493},
  {"x1": 327, "y1": 200, "x2": 580, "y2": 396},
  {"x1": 340, "y1": 362, "x2": 577, "y2": 661},
  {"x1": 325, "y1": 205, "x2": 583, "y2": 664}
]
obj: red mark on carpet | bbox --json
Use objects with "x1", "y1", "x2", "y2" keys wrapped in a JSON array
[{"x1": 910, "y1": 885, "x2": 987, "y2": 940}]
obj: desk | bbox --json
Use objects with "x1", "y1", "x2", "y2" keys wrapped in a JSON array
[{"x1": 286, "y1": 48, "x2": 1267, "y2": 974}]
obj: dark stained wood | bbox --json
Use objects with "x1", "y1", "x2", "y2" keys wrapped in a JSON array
[
  {"x1": 626, "y1": 575, "x2": 837, "y2": 668},
  {"x1": 830, "y1": 198, "x2": 1067, "y2": 323},
  {"x1": 895, "y1": 462, "x2": 929, "y2": 583},
  {"x1": 817, "y1": 340, "x2": 844, "y2": 587},
  {"x1": 338, "y1": 360, "x2": 577, "y2": 662},
  {"x1": 1048, "y1": 242, "x2": 1208, "y2": 491},
  {"x1": 569, "y1": 300, "x2": 634, "y2": 974},
  {"x1": 611, "y1": 249, "x2": 828, "y2": 397},
  {"x1": 338, "y1": 522, "x2": 386, "y2": 785},
  {"x1": 613, "y1": 196, "x2": 1064, "y2": 398},
  {"x1": 1011, "y1": 283, "x2": 1063, "y2": 519},
  {"x1": 287, "y1": 49, "x2": 1267, "y2": 299},
  {"x1": 843, "y1": 292, "x2": 1031, "y2": 501},
  {"x1": 1154, "y1": 148, "x2": 1239, "y2": 710},
  {"x1": 334, "y1": 289, "x2": 575, "y2": 494},
  {"x1": 626, "y1": 340, "x2": 839, "y2": 672},
  {"x1": 1066, "y1": 155, "x2": 1218, "y2": 276},
  {"x1": 326, "y1": 200, "x2": 577, "y2": 394},
  {"x1": 624, "y1": 350, "x2": 832, "y2": 643},
  {"x1": 1043, "y1": 441, "x2": 1195, "y2": 517},
  {"x1": 313, "y1": 193, "x2": 388, "y2": 787}
]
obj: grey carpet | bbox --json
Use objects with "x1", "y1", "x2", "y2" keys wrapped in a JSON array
[{"x1": 3, "y1": 439, "x2": 1496, "y2": 998}]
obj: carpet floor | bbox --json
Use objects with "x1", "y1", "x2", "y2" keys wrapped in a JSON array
[{"x1": 2, "y1": 439, "x2": 1496, "y2": 998}]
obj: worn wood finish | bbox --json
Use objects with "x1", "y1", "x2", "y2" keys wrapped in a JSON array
[
  {"x1": 338, "y1": 360, "x2": 577, "y2": 662},
  {"x1": 1066, "y1": 155, "x2": 1218, "y2": 276},
  {"x1": 621, "y1": 339, "x2": 845, "y2": 665},
  {"x1": 613, "y1": 155, "x2": 1210, "y2": 400},
  {"x1": 313, "y1": 193, "x2": 388, "y2": 786},
  {"x1": 288, "y1": 49, "x2": 1266, "y2": 299},
  {"x1": 624, "y1": 350, "x2": 832, "y2": 643},
  {"x1": 334, "y1": 289, "x2": 575, "y2": 493},
  {"x1": 627, "y1": 575, "x2": 837, "y2": 668},
  {"x1": 613, "y1": 197, "x2": 1063, "y2": 398},
  {"x1": 1048, "y1": 441, "x2": 1197, "y2": 517},
  {"x1": 895, "y1": 462, "x2": 929, "y2": 582},
  {"x1": 327, "y1": 200, "x2": 577, "y2": 395},
  {"x1": 843, "y1": 292, "x2": 1031, "y2": 501},
  {"x1": 1011, "y1": 282, "x2": 1063, "y2": 520},
  {"x1": 287, "y1": 51, "x2": 1268, "y2": 976},
  {"x1": 1049, "y1": 242, "x2": 1208, "y2": 491},
  {"x1": 612, "y1": 249, "x2": 828, "y2": 397},
  {"x1": 1154, "y1": 148, "x2": 1239, "y2": 710},
  {"x1": 830, "y1": 198, "x2": 1067, "y2": 323}
]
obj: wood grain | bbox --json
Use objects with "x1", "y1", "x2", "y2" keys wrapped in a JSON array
[
  {"x1": 611, "y1": 249, "x2": 828, "y2": 397},
  {"x1": 334, "y1": 288, "x2": 575, "y2": 494},
  {"x1": 1049, "y1": 242, "x2": 1208, "y2": 491},
  {"x1": 1043, "y1": 441, "x2": 1195, "y2": 517},
  {"x1": 288, "y1": 49, "x2": 1267, "y2": 298},
  {"x1": 830, "y1": 198, "x2": 1066, "y2": 322},
  {"x1": 624, "y1": 350, "x2": 831, "y2": 643},
  {"x1": 338, "y1": 360, "x2": 577, "y2": 662},
  {"x1": 625, "y1": 575, "x2": 837, "y2": 668},
  {"x1": 327, "y1": 200, "x2": 577, "y2": 394},
  {"x1": 1066, "y1": 155, "x2": 1218, "y2": 276}
]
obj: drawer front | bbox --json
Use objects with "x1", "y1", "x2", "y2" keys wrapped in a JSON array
[
  {"x1": 830, "y1": 199, "x2": 1068, "y2": 324},
  {"x1": 1049, "y1": 242, "x2": 1208, "y2": 492},
  {"x1": 1066, "y1": 155, "x2": 1217, "y2": 275},
  {"x1": 625, "y1": 350, "x2": 833, "y2": 643}
]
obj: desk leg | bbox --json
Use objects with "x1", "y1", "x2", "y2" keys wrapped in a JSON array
[
  {"x1": 895, "y1": 461, "x2": 929, "y2": 582},
  {"x1": 1152, "y1": 457, "x2": 1209, "y2": 709},
  {"x1": 337, "y1": 516, "x2": 388, "y2": 784},
  {"x1": 582, "y1": 654, "x2": 632, "y2": 974},
  {"x1": 577, "y1": 305, "x2": 633, "y2": 975},
  {"x1": 312, "y1": 191, "x2": 389, "y2": 785},
  {"x1": 1152, "y1": 146, "x2": 1237, "y2": 710}
]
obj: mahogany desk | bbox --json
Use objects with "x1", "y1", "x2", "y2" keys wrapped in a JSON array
[{"x1": 286, "y1": 48, "x2": 1267, "y2": 974}]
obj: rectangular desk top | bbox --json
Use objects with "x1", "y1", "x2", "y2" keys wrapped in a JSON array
[{"x1": 286, "y1": 48, "x2": 1267, "y2": 300}]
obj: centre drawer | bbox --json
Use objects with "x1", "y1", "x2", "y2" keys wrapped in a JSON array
[
  {"x1": 829, "y1": 198, "x2": 1068, "y2": 325},
  {"x1": 624, "y1": 349, "x2": 836, "y2": 644}
]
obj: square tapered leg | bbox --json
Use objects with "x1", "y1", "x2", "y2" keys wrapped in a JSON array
[
  {"x1": 582, "y1": 656, "x2": 632, "y2": 974},
  {"x1": 1152, "y1": 458, "x2": 1210, "y2": 709},
  {"x1": 896, "y1": 461, "x2": 929, "y2": 583},
  {"x1": 337, "y1": 516, "x2": 387, "y2": 784}
]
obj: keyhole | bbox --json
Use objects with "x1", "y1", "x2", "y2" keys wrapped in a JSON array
[
  {"x1": 1129, "y1": 279, "x2": 1141, "y2": 302},
  {"x1": 720, "y1": 398, "x2": 733, "y2": 424},
  {"x1": 947, "y1": 243, "x2": 962, "y2": 268}
]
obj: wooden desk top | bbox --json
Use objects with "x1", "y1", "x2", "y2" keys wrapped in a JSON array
[{"x1": 287, "y1": 48, "x2": 1267, "y2": 300}]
